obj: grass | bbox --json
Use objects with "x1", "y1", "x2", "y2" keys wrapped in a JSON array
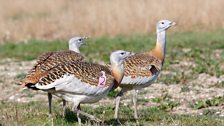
[
  {"x1": 1, "y1": 30, "x2": 224, "y2": 60},
  {"x1": 151, "y1": 94, "x2": 180, "y2": 111},
  {"x1": 192, "y1": 96, "x2": 224, "y2": 109},
  {"x1": 0, "y1": 39, "x2": 67, "y2": 61},
  {"x1": 0, "y1": 101, "x2": 223, "y2": 126}
]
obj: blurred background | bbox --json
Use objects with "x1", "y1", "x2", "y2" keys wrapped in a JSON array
[{"x1": 0, "y1": 0, "x2": 224, "y2": 42}]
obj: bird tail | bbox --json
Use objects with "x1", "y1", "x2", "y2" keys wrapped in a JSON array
[{"x1": 17, "y1": 78, "x2": 40, "y2": 90}]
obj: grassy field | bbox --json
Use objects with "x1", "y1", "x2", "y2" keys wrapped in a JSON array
[
  {"x1": 0, "y1": 101, "x2": 223, "y2": 126},
  {"x1": 0, "y1": 30, "x2": 224, "y2": 125},
  {"x1": 1, "y1": 30, "x2": 224, "y2": 75},
  {"x1": 0, "y1": 0, "x2": 224, "y2": 42}
]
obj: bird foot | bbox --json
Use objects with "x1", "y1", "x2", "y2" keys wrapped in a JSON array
[
  {"x1": 115, "y1": 119, "x2": 122, "y2": 125},
  {"x1": 62, "y1": 113, "x2": 65, "y2": 118},
  {"x1": 135, "y1": 119, "x2": 140, "y2": 126},
  {"x1": 48, "y1": 113, "x2": 52, "y2": 118},
  {"x1": 90, "y1": 116, "x2": 102, "y2": 123}
]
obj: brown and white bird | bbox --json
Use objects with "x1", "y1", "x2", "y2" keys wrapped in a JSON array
[
  {"x1": 114, "y1": 20, "x2": 176, "y2": 119},
  {"x1": 19, "y1": 36, "x2": 87, "y2": 116},
  {"x1": 32, "y1": 50, "x2": 131, "y2": 125}
]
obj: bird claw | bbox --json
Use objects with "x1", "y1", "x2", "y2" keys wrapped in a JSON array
[
  {"x1": 90, "y1": 117, "x2": 102, "y2": 123},
  {"x1": 48, "y1": 113, "x2": 52, "y2": 118}
]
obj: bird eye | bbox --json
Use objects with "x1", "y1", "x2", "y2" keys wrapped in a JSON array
[
  {"x1": 78, "y1": 38, "x2": 82, "y2": 41},
  {"x1": 161, "y1": 22, "x2": 164, "y2": 24},
  {"x1": 121, "y1": 52, "x2": 125, "y2": 55}
]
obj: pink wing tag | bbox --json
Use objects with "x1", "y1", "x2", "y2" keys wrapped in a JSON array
[{"x1": 98, "y1": 71, "x2": 106, "y2": 87}]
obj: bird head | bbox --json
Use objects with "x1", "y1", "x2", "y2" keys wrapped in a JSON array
[
  {"x1": 68, "y1": 37, "x2": 87, "y2": 49},
  {"x1": 110, "y1": 50, "x2": 131, "y2": 86},
  {"x1": 156, "y1": 20, "x2": 176, "y2": 33},
  {"x1": 110, "y1": 50, "x2": 131, "y2": 66}
]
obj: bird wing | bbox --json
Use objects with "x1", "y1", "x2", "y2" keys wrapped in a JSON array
[
  {"x1": 35, "y1": 61, "x2": 115, "y2": 95},
  {"x1": 121, "y1": 52, "x2": 162, "y2": 84},
  {"x1": 20, "y1": 50, "x2": 84, "y2": 86}
]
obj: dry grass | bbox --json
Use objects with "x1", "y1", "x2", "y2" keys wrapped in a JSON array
[{"x1": 0, "y1": 0, "x2": 224, "y2": 42}]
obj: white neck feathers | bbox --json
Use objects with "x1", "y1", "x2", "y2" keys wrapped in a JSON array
[
  {"x1": 156, "y1": 30, "x2": 166, "y2": 58},
  {"x1": 69, "y1": 45, "x2": 80, "y2": 53}
]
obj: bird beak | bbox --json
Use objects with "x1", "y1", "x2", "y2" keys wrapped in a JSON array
[
  {"x1": 171, "y1": 22, "x2": 176, "y2": 26},
  {"x1": 83, "y1": 37, "x2": 88, "y2": 40},
  {"x1": 81, "y1": 42, "x2": 87, "y2": 46},
  {"x1": 130, "y1": 52, "x2": 135, "y2": 56},
  {"x1": 125, "y1": 51, "x2": 132, "y2": 58},
  {"x1": 81, "y1": 43, "x2": 87, "y2": 46},
  {"x1": 81, "y1": 37, "x2": 88, "y2": 46}
]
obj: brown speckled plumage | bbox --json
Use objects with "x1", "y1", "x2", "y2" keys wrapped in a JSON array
[
  {"x1": 38, "y1": 61, "x2": 115, "y2": 87},
  {"x1": 123, "y1": 52, "x2": 162, "y2": 78},
  {"x1": 20, "y1": 50, "x2": 84, "y2": 86}
]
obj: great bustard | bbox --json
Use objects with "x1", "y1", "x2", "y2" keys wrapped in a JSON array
[
  {"x1": 114, "y1": 20, "x2": 176, "y2": 119},
  {"x1": 19, "y1": 37, "x2": 87, "y2": 116},
  {"x1": 33, "y1": 50, "x2": 131, "y2": 125}
]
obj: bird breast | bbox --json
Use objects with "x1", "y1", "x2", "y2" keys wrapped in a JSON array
[
  {"x1": 121, "y1": 72, "x2": 160, "y2": 89},
  {"x1": 36, "y1": 74, "x2": 113, "y2": 96}
]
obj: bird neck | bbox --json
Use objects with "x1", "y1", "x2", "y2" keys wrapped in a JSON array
[
  {"x1": 151, "y1": 30, "x2": 166, "y2": 63},
  {"x1": 111, "y1": 62, "x2": 124, "y2": 88},
  {"x1": 69, "y1": 45, "x2": 80, "y2": 53}
]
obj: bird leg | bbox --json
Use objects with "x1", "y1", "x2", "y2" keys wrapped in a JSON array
[
  {"x1": 73, "y1": 103, "x2": 102, "y2": 125},
  {"x1": 48, "y1": 92, "x2": 52, "y2": 117},
  {"x1": 114, "y1": 96, "x2": 121, "y2": 119},
  {"x1": 133, "y1": 89, "x2": 139, "y2": 119},
  {"x1": 62, "y1": 99, "x2": 66, "y2": 117},
  {"x1": 76, "y1": 104, "x2": 81, "y2": 126},
  {"x1": 114, "y1": 89, "x2": 124, "y2": 119}
]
